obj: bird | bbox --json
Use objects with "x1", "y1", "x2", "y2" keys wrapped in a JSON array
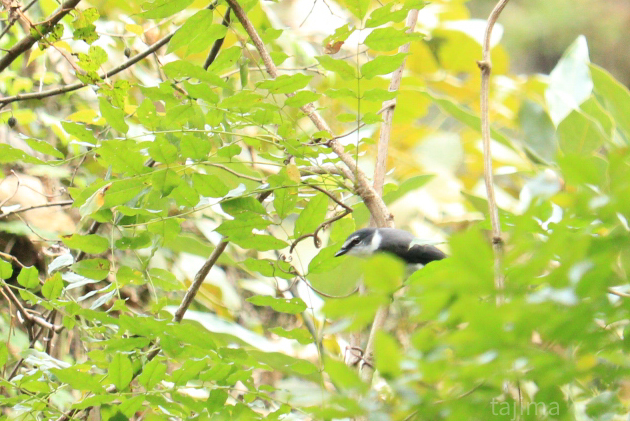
[{"x1": 335, "y1": 228, "x2": 446, "y2": 266}]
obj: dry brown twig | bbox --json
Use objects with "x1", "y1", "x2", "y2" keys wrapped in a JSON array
[{"x1": 477, "y1": 0, "x2": 509, "y2": 303}]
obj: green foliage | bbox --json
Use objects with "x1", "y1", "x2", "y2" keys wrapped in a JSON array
[{"x1": 2, "y1": 1, "x2": 630, "y2": 420}]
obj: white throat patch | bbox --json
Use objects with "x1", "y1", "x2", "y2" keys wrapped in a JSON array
[{"x1": 369, "y1": 229, "x2": 382, "y2": 253}]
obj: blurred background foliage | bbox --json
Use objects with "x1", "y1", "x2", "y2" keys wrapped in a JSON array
[{"x1": 0, "y1": 0, "x2": 629, "y2": 420}]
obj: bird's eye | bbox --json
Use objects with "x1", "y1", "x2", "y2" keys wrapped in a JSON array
[{"x1": 349, "y1": 238, "x2": 360, "y2": 246}]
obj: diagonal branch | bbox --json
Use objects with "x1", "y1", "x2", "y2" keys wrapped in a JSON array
[
  {"x1": 0, "y1": 0, "x2": 82, "y2": 73},
  {"x1": 476, "y1": 0, "x2": 509, "y2": 302},
  {"x1": 223, "y1": 0, "x2": 393, "y2": 230}
]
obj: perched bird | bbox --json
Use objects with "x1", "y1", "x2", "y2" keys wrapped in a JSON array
[{"x1": 335, "y1": 228, "x2": 446, "y2": 265}]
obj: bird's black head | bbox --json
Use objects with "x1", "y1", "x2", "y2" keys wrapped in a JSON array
[{"x1": 335, "y1": 228, "x2": 446, "y2": 265}]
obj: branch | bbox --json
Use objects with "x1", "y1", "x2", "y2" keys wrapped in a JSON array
[
  {"x1": 0, "y1": 27, "x2": 173, "y2": 108},
  {"x1": 372, "y1": 10, "x2": 419, "y2": 197},
  {"x1": 3, "y1": 285, "x2": 64, "y2": 333},
  {"x1": 359, "y1": 9, "x2": 420, "y2": 383},
  {"x1": 477, "y1": 0, "x2": 509, "y2": 302},
  {"x1": 0, "y1": 200, "x2": 74, "y2": 219},
  {"x1": 204, "y1": 7, "x2": 231, "y2": 70},
  {"x1": 0, "y1": 0, "x2": 82, "y2": 73},
  {"x1": 223, "y1": 0, "x2": 393, "y2": 229}
]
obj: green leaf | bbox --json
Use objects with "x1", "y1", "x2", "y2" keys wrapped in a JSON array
[
  {"x1": 171, "y1": 358, "x2": 207, "y2": 385},
  {"x1": 137, "y1": 357, "x2": 168, "y2": 390},
  {"x1": 17, "y1": 266, "x2": 39, "y2": 289},
  {"x1": 343, "y1": 0, "x2": 370, "y2": 20},
  {"x1": 170, "y1": 182, "x2": 200, "y2": 208},
  {"x1": 99, "y1": 97, "x2": 129, "y2": 133},
  {"x1": 247, "y1": 295, "x2": 307, "y2": 314},
  {"x1": 42, "y1": 272, "x2": 63, "y2": 300},
  {"x1": 163, "y1": 60, "x2": 228, "y2": 88},
  {"x1": 107, "y1": 353, "x2": 133, "y2": 390},
  {"x1": 191, "y1": 173, "x2": 230, "y2": 198},
  {"x1": 269, "y1": 327, "x2": 313, "y2": 345},
  {"x1": 316, "y1": 56, "x2": 357, "y2": 80},
  {"x1": 590, "y1": 64, "x2": 630, "y2": 139},
  {"x1": 62, "y1": 234, "x2": 109, "y2": 254},
  {"x1": 285, "y1": 90, "x2": 321, "y2": 108},
  {"x1": 373, "y1": 331, "x2": 402, "y2": 377},
  {"x1": 294, "y1": 193, "x2": 328, "y2": 238},
  {"x1": 216, "y1": 214, "x2": 271, "y2": 239},
  {"x1": 361, "y1": 53, "x2": 409, "y2": 79},
  {"x1": 147, "y1": 218, "x2": 182, "y2": 242},
  {"x1": 557, "y1": 110, "x2": 608, "y2": 155},
  {"x1": 518, "y1": 100, "x2": 558, "y2": 162},
  {"x1": 24, "y1": 137, "x2": 64, "y2": 159},
  {"x1": 140, "y1": 0, "x2": 194, "y2": 19},
  {"x1": 152, "y1": 169, "x2": 181, "y2": 196},
  {"x1": 50, "y1": 367, "x2": 104, "y2": 393},
  {"x1": 168, "y1": 11, "x2": 227, "y2": 56},
  {"x1": 365, "y1": 0, "x2": 424, "y2": 28},
  {"x1": 0, "y1": 343, "x2": 8, "y2": 368},
  {"x1": 149, "y1": 268, "x2": 184, "y2": 291},
  {"x1": 308, "y1": 244, "x2": 342, "y2": 274},
  {"x1": 257, "y1": 74, "x2": 313, "y2": 94},
  {"x1": 363, "y1": 27, "x2": 422, "y2": 51},
  {"x1": 545, "y1": 35, "x2": 593, "y2": 126},
  {"x1": 71, "y1": 259, "x2": 110, "y2": 280},
  {"x1": 230, "y1": 235, "x2": 288, "y2": 251},
  {"x1": 148, "y1": 137, "x2": 178, "y2": 164},
  {"x1": 324, "y1": 359, "x2": 367, "y2": 392},
  {"x1": 61, "y1": 121, "x2": 98, "y2": 145},
  {"x1": 362, "y1": 88, "x2": 397, "y2": 102},
  {"x1": 180, "y1": 134, "x2": 212, "y2": 160},
  {"x1": 221, "y1": 197, "x2": 266, "y2": 215},
  {"x1": 420, "y1": 90, "x2": 516, "y2": 150},
  {"x1": 326, "y1": 88, "x2": 357, "y2": 99},
  {"x1": 363, "y1": 254, "x2": 405, "y2": 294},
  {"x1": 99, "y1": 139, "x2": 146, "y2": 175},
  {"x1": 274, "y1": 187, "x2": 298, "y2": 219},
  {"x1": 0, "y1": 259, "x2": 13, "y2": 279}
]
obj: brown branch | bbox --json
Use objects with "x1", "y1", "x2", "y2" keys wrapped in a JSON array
[
  {"x1": 0, "y1": 0, "x2": 39, "y2": 41},
  {"x1": 0, "y1": 200, "x2": 74, "y2": 219},
  {"x1": 2, "y1": 285, "x2": 64, "y2": 333},
  {"x1": 360, "y1": 9, "x2": 419, "y2": 383},
  {"x1": 477, "y1": 0, "x2": 509, "y2": 302},
  {"x1": 224, "y1": 0, "x2": 393, "y2": 229},
  {"x1": 204, "y1": 6, "x2": 231, "y2": 70},
  {"x1": 0, "y1": 251, "x2": 26, "y2": 268},
  {"x1": 0, "y1": 0, "x2": 82, "y2": 73}
]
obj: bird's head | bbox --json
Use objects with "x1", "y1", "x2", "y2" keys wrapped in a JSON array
[{"x1": 335, "y1": 228, "x2": 446, "y2": 265}]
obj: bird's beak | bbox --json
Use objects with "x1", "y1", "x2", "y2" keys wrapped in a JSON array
[{"x1": 334, "y1": 248, "x2": 347, "y2": 257}]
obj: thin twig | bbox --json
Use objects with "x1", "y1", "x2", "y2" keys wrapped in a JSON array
[
  {"x1": 0, "y1": 16, "x2": 183, "y2": 109},
  {"x1": 3, "y1": 285, "x2": 64, "y2": 333},
  {"x1": 360, "y1": 9, "x2": 420, "y2": 384},
  {"x1": 477, "y1": 0, "x2": 509, "y2": 303},
  {"x1": 0, "y1": 200, "x2": 74, "y2": 219}
]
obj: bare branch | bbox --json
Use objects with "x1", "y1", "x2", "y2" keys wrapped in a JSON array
[
  {"x1": 0, "y1": 200, "x2": 74, "y2": 219},
  {"x1": 477, "y1": 0, "x2": 509, "y2": 302}
]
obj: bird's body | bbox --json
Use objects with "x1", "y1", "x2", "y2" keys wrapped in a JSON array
[{"x1": 335, "y1": 228, "x2": 446, "y2": 265}]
